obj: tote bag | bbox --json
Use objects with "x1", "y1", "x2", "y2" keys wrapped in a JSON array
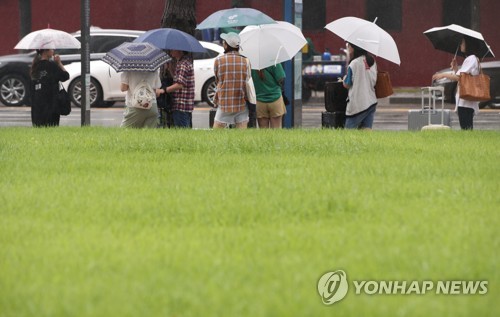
[
  {"x1": 375, "y1": 71, "x2": 393, "y2": 99},
  {"x1": 245, "y1": 77, "x2": 257, "y2": 104},
  {"x1": 131, "y1": 80, "x2": 155, "y2": 109},
  {"x1": 57, "y1": 82, "x2": 72, "y2": 116},
  {"x1": 459, "y1": 62, "x2": 491, "y2": 102}
]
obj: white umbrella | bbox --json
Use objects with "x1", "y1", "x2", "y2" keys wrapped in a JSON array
[
  {"x1": 239, "y1": 21, "x2": 307, "y2": 70},
  {"x1": 325, "y1": 17, "x2": 400, "y2": 65},
  {"x1": 15, "y1": 28, "x2": 81, "y2": 50},
  {"x1": 423, "y1": 24, "x2": 494, "y2": 58}
]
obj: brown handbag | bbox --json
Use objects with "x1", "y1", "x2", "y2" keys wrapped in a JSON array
[
  {"x1": 375, "y1": 71, "x2": 393, "y2": 98},
  {"x1": 459, "y1": 62, "x2": 491, "y2": 102}
]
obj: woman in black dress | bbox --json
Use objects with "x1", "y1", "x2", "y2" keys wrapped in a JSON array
[{"x1": 30, "y1": 49, "x2": 69, "y2": 127}]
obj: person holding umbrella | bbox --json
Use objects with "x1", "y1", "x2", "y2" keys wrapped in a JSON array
[
  {"x1": 158, "y1": 50, "x2": 195, "y2": 128},
  {"x1": 342, "y1": 42, "x2": 378, "y2": 130},
  {"x1": 101, "y1": 42, "x2": 169, "y2": 129},
  {"x1": 212, "y1": 32, "x2": 251, "y2": 129},
  {"x1": 432, "y1": 38, "x2": 481, "y2": 130},
  {"x1": 251, "y1": 64, "x2": 286, "y2": 128},
  {"x1": 30, "y1": 49, "x2": 69, "y2": 127}
]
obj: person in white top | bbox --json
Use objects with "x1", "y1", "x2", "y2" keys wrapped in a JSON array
[
  {"x1": 342, "y1": 42, "x2": 378, "y2": 129},
  {"x1": 120, "y1": 70, "x2": 162, "y2": 128},
  {"x1": 432, "y1": 38, "x2": 480, "y2": 130}
]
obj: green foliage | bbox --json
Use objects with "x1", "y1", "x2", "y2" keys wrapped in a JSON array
[{"x1": 0, "y1": 127, "x2": 499, "y2": 316}]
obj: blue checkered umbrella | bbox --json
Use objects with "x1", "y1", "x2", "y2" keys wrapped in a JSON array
[{"x1": 101, "y1": 42, "x2": 170, "y2": 72}]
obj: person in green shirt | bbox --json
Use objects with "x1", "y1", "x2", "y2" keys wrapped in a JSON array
[{"x1": 251, "y1": 63, "x2": 286, "y2": 128}]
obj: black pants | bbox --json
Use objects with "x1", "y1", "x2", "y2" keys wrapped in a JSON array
[{"x1": 457, "y1": 107, "x2": 474, "y2": 130}]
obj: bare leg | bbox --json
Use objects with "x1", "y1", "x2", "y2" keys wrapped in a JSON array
[
  {"x1": 213, "y1": 121, "x2": 227, "y2": 129},
  {"x1": 270, "y1": 116, "x2": 283, "y2": 129},
  {"x1": 258, "y1": 117, "x2": 270, "y2": 128},
  {"x1": 235, "y1": 120, "x2": 248, "y2": 129}
]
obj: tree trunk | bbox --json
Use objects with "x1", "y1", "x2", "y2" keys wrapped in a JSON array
[
  {"x1": 231, "y1": 0, "x2": 250, "y2": 8},
  {"x1": 161, "y1": 0, "x2": 197, "y2": 36},
  {"x1": 19, "y1": 0, "x2": 31, "y2": 38}
]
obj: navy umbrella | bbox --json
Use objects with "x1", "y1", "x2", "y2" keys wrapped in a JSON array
[
  {"x1": 101, "y1": 42, "x2": 170, "y2": 72},
  {"x1": 134, "y1": 28, "x2": 206, "y2": 53}
]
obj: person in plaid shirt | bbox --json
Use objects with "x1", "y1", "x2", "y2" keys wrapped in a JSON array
[
  {"x1": 213, "y1": 32, "x2": 251, "y2": 129},
  {"x1": 158, "y1": 50, "x2": 194, "y2": 128}
]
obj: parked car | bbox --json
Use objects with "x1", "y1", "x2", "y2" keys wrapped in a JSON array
[
  {"x1": 62, "y1": 41, "x2": 223, "y2": 108},
  {"x1": 432, "y1": 60, "x2": 500, "y2": 109},
  {"x1": 0, "y1": 28, "x2": 144, "y2": 107}
]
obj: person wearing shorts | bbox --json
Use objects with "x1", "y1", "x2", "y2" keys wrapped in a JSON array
[
  {"x1": 251, "y1": 64, "x2": 287, "y2": 128},
  {"x1": 213, "y1": 32, "x2": 251, "y2": 129}
]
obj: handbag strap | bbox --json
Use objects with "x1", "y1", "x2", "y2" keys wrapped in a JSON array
[{"x1": 476, "y1": 57, "x2": 483, "y2": 75}]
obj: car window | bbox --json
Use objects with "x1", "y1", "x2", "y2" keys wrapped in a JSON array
[
  {"x1": 57, "y1": 48, "x2": 81, "y2": 55},
  {"x1": 90, "y1": 36, "x2": 138, "y2": 53},
  {"x1": 193, "y1": 48, "x2": 219, "y2": 60}
]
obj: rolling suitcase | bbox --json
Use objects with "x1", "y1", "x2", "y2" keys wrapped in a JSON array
[
  {"x1": 408, "y1": 86, "x2": 451, "y2": 130},
  {"x1": 323, "y1": 82, "x2": 347, "y2": 129},
  {"x1": 322, "y1": 111, "x2": 345, "y2": 129},
  {"x1": 324, "y1": 81, "x2": 348, "y2": 112}
]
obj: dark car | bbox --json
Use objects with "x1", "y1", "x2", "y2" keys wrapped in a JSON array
[
  {"x1": 0, "y1": 28, "x2": 143, "y2": 107},
  {"x1": 432, "y1": 60, "x2": 500, "y2": 109}
]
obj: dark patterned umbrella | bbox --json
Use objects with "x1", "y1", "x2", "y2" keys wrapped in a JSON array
[{"x1": 101, "y1": 42, "x2": 170, "y2": 72}]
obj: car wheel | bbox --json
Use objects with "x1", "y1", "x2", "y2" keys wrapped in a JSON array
[
  {"x1": 68, "y1": 77, "x2": 103, "y2": 108},
  {"x1": 202, "y1": 77, "x2": 216, "y2": 107},
  {"x1": 0, "y1": 74, "x2": 29, "y2": 106}
]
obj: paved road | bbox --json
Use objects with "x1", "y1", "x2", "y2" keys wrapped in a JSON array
[{"x1": 1, "y1": 99, "x2": 499, "y2": 130}]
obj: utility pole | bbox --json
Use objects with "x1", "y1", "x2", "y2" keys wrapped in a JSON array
[
  {"x1": 283, "y1": 0, "x2": 303, "y2": 128},
  {"x1": 80, "y1": 0, "x2": 91, "y2": 125}
]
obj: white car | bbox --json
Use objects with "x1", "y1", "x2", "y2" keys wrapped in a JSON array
[{"x1": 62, "y1": 41, "x2": 223, "y2": 107}]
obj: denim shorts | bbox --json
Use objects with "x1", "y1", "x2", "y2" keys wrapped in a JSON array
[
  {"x1": 214, "y1": 108, "x2": 249, "y2": 125},
  {"x1": 345, "y1": 104, "x2": 377, "y2": 129}
]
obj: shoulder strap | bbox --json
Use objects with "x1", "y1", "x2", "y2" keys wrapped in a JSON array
[{"x1": 476, "y1": 57, "x2": 483, "y2": 74}]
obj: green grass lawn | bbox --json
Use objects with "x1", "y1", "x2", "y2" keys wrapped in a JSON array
[{"x1": 0, "y1": 127, "x2": 498, "y2": 317}]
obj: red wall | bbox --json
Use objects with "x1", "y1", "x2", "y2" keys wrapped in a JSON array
[
  {"x1": 2, "y1": 0, "x2": 498, "y2": 87},
  {"x1": 305, "y1": 0, "x2": 500, "y2": 87}
]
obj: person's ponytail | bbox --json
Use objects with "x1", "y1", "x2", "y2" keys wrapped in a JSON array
[
  {"x1": 365, "y1": 54, "x2": 375, "y2": 67},
  {"x1": 30, "y1": 49, "x2": 43, "y2": 78}
]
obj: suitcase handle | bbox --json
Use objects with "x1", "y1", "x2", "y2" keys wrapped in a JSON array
[{"x1": 421, "y1": 86, "x2": 445, "y2": 125}]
